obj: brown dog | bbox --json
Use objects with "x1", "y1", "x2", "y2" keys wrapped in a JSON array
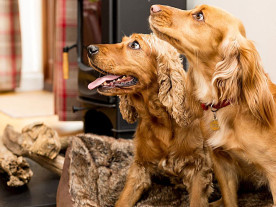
[
  {"x1": 87, "y1": 33, "x2": 213, "y2": 207},
  {"x1": 150, "y1": 4, "x2": 276, "y2": 207}
]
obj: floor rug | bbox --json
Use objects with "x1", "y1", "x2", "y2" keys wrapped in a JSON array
[{"x1": 0, "y1": 91, "x2": 54, "y2": 118}]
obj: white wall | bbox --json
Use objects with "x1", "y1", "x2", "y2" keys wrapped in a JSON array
[
  {"x1": 187, "y1": 0, "x2": 276, "y2": 82},
  {"x1": 18, "y1": 0, "x2": 43, "y2": 91}
]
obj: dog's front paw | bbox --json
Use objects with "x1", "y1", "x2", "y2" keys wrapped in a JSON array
[{"x1": 209, "y1": 198, "x2": 223, "y2": 207}]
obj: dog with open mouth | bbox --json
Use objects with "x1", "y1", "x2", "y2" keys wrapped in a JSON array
[
  {"x1": 150, "y1": 4, "x2": 276, "y2": 207},
  {"x1": 87, "y1": 33, "x2": 213, "y2": 207}
]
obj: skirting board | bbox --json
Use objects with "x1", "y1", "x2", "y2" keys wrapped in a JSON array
[{"x1": 17, "y1": 72, "x2": 43, "y2": 92}]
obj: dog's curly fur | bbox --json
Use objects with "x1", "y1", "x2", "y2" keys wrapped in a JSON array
[
  {"x1": 150, "y1": 4, "x2": 276, "y2": 207},
  {"x1": 87, "y1": 33, "x2": 213, "y2": 207},
  {"x1": 119, "y1": 95, "x2": 138, "y2": 124}
]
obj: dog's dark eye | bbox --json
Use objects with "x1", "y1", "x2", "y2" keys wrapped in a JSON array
[
  {"x1": 129, "y1": 41, "x2": 140, "y2": 50},
  {"x1": 193, "y1": 11, "x2": 204, "y2": 21}
]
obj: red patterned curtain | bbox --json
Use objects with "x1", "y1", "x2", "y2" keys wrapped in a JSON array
[
  {"x1": 0, "y1": 0, "x2": 21, "y2": 91},
  {"x1": 54, "y1": 0, "x2": 81, "y2": 121}
]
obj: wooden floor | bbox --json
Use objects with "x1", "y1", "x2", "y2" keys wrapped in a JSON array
[{"x1": 0, "y1": 91, "x2": 83, "y2": 137}]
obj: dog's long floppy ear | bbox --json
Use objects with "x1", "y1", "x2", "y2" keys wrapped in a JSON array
[
  {"x1": 156, "y1": 40, "x2": 190, "y2": 126},
  {"x1": 118, "y1": 95, "x2": 138, "y2": 124},
  {"x1": 213, "y1": 36, "x2": 275, "y2": 127}
]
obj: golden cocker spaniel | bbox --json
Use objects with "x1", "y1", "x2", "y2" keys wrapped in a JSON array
[
  {"x1": 87, "y1": 33, "x2": 213, "y2": 207},
  {"x1": 150, "y1": 4, "x2": 276, "y2": 207}
]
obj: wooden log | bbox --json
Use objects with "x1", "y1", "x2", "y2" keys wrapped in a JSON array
[
  {"x1": 29, "y1": 154, "x2": 64, "y2": 176},
  {"x1": 3, "y1": 122, "x2": 61, "y2": 159},
  {"x1": 0, "y1": 138, "x2": 33, "y2": 187},
  {"x1": 2, "y1": 123, "x2": 64, "y2": 176},
  {"x1": 59, "y1": 135, "x2": 73, "y2": 150}
]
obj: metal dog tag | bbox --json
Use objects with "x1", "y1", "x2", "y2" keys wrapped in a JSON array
[{"x1": 210, "y1": 111, "x2": 220, "y2": 131}]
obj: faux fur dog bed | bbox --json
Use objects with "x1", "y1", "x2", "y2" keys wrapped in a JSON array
[{"x1": 56, "y1": 134, "x2": 272, "y2": 207}]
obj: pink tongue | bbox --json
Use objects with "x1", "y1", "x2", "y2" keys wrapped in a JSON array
[{"x1": 88, "y1": 75, "x2": 120, "y2": 90}]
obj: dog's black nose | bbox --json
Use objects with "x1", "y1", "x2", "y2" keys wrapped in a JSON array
[{"x1": 87, "y1": 45, "x2": 99, "y2": 56}]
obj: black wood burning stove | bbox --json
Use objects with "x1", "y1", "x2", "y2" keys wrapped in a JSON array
[{"x1": 76, "y1": 0, "x2": 186, "y2": 138}]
